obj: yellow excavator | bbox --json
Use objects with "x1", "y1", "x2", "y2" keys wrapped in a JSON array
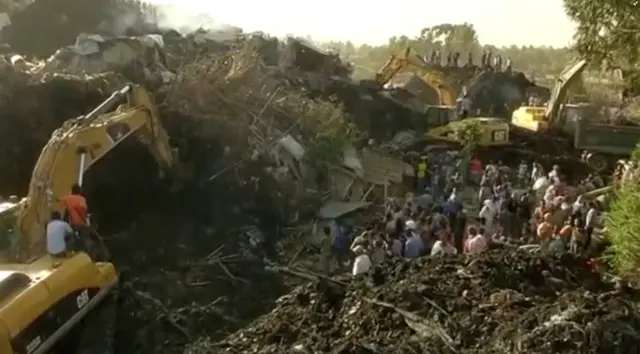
[
  {"x1": 374, "y1": 47, "x2": 458, "y2": 121},
  {"x1": 0, "y1": 84, "x2": 176, "y2": 354},
  {"x1": 511, "y1": 59, "x2": 588, "y2": 133},
  {"x1": 425, "y1": 117, "x2": 511, "y2": 147}
]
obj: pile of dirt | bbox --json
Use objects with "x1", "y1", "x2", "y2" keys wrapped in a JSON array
[
  {"x1": 441, "y1": 65, "x2": 549, "y2": 118},
  {"x1": 203, "y1": 251, "x2": 640, "y2": 354}
]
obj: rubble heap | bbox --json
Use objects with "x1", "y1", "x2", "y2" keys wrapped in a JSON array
[
  {"x1": 200, "y1": 251, "x2": 640, "y2": 354},
  {"x1": 0, "y1": 68, "x2": 126, "y2": 196},
  {"x1": 438, "y1": 65, "x2": 549, "y2": 117},
  {"x1": 0, "y1": 35, "x2": 362, "y2": 351}
]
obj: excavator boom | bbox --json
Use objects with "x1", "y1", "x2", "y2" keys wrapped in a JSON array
[
  {"x1": 9, "y1": 84, "x2": 175, "y2": 261},
  {"x1": 545, "y1": 59, "x2": 588, "y2": 122},
  {"x1": 374, "y1": 47, "x2": 456, "y2": 106}
]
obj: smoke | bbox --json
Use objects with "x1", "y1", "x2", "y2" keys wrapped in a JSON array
[{"x1": 139, "y1": 3, "x2": 242, "y2": 35}]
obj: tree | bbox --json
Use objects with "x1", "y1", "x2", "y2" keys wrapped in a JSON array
[
  {"x1": 564, "y1": 0, "x2": 640, "y2": 90},
  {"x1": 605, "y1": 147, "x2": 640, "y2": 276},
  {"x1": 320, "y1": 23, "x2": 574, "y2": 81}
]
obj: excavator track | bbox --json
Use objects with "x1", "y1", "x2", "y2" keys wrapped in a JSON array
[
  {"x1": 75, "y1": 287, "x2": 119, "y2": 354},
  {"x1": 47, "y1": 287, "x2": 119, "y2": 354}
]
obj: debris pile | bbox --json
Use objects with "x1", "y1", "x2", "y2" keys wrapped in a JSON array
[
  {"x1": 0, "y1": 69, "x2": 126, "y2": 195},
  {"x1": 204, "y1": 251, "x2": 640, "y2": 354}
]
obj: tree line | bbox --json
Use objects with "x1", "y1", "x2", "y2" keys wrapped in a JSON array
[{"x1": 319, "y1": 23, "x2": 576, "y2": 83}]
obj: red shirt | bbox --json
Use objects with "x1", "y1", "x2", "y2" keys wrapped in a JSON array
[
  {"x1": 470, "y1": 159, "x2": 482, "y2": 173},
  {"x1": 59, "y1": 194, "x2": 88, "y2": 226}
]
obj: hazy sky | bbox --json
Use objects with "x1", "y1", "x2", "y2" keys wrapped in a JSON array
[{"x1": 146, "y1": 0, "x2": 576, "y2": 47}]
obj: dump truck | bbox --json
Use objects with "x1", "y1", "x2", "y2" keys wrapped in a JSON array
[{"x1": 573, "y1": 119, "x2": 640, "y2": 172}]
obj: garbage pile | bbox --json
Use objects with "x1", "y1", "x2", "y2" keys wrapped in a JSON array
[
  {"x1": 203, "y1": 251, "x2": 640, "y2": 354},
  {"x1": 0, "y1": 25, "x2": 413, "y2": 351}
]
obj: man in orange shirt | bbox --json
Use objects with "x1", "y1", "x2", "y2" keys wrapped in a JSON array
[
  {"x1": 537, "y1": 213, "x2": 554, "y2": 250},
  {"x1": 58, "y1": 183, "x2": 108, "y2": 260},
  {"x1": 59, "y1": 183, "x2": 88, "y2": 229}
]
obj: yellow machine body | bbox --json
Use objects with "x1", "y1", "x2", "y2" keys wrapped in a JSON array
[{"x1": 0, "y1": 84, "x2": 176, "y2": 353}]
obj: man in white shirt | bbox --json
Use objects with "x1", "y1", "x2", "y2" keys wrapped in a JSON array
[
  {"x1": 584, "y1": 202, "x2": 599, "y2": 251},
  {"x1": 352, "y1": 245, "x2": 372, "y2": 276},
  {"x1": 46, "y1": 211, "x2": 74, "y2": 257},
  {"x1": 431, "y1": 239, "x2": 457, "y2": 256},
  {"x1": 479, "y1": 199, "x2": 496, "y2": 234},
  {"x1": 457, "y1": 94, "x2": 472, "y2": 118},
  {"x1": 431, "y1": 231, "x2": 457, "y2": 256}
]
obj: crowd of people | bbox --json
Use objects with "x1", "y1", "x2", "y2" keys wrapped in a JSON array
[{"x1": 325, "y1": 153, "x2": 609, "y2": 277}]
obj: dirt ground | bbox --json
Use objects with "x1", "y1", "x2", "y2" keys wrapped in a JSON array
[{"x1": 205, "y1": 251, "x2": 640, "y2": 354}]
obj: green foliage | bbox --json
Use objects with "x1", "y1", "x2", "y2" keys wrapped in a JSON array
[
  {"x1": 605, "y1": 182, "x2": 640, "y2": 275},
  {"x1": 453, "y1": 120, "x2": 482, "y2": 151},
  {"x1": 322, "y1": 23, "x2": 575, "y2": 81},
  {"x1": 563, "y1": 0, "x2": 640, "y2": 90},
  {"x1": 302, "y1": 102, "x2": 355, "y2": 167},
  {"x1": 605, "y1": 145, "x2": 640, "y2": 275}
]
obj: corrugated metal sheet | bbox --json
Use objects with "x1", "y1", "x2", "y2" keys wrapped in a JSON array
[
  {"x1": 360, "y1": 149, "x2": 414, "y2": 185},
  {"x1": 317, "y1": 201, "x2": 371, "y2": 219}
]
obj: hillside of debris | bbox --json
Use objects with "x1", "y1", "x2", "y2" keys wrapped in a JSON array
[
  {"x1": 0, "y1": 3, "x2": 577, "y2": 353},
  {"x1": 0, "y1": 28, "x2": 411, "y2": 351},
  {"x1": 202, "y1": 251, "x2": 640, "y2": 354}
]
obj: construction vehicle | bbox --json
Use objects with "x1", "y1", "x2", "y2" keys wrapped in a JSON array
[
  {"x1": 0, "y1": 84, "x2": 176, "y2": 354},
  {"x1": 373, "y1": 47, "x2": 457, "y2": 115},
  {"x1": 511, "y1": 59, "x2": 588, "y2": 133},
  {"x1": 425, "y1": 117, "x2": 511, "y2": 147},
  {"x1": 573, "y1": 118, "x2": 640, "y2": 171},
  {"x1": 511, "y1": 59, "x2": 640, "y2": 171}
]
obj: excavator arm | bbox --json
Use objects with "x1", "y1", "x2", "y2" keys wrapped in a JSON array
[
  {"x1": 374, "y1": 47, "x2": 456, "y2": 106},
  {"x1": 12, "y1": 84, "x2": 175, "y2": 261},
  {"x1": 545, "y1": 59, "x2": 588, "y2": 123}
]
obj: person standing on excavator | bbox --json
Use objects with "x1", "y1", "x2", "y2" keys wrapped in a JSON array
[
  {"x1": 457, "y1": 92, "x2": 472, "y2": 119},
  {"x1": 58, "y1": 183, "x2": 90, "y2": 250},
  {"x1": 57, "y1": 183, "x2": 109, "y2": 260},
  {"x1": 59, "y1": 184, "x2": 88, "y2": 227}
]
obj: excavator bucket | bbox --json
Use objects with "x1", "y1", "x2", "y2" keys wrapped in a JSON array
[{"x1": 544, "y1": 59, "x2": 588, "y2": 121}]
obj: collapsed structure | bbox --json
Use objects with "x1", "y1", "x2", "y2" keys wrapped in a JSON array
[
  {"x1": 0, "y1": 1, "x2": 637, "y2": 353},
  {"x1": 0, "y1": 23, "x2": 423, "y2": 352}
]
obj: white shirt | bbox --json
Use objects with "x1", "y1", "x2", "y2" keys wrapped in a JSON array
[
  {"x1": 352, "y1": 254, "x2": 372, "y2": 276},
  {"x1": 459, "y1": 98, "x2": 472, "y2": 111},
  {"x1": 586, "y1": 208, "x2": 598, "y2": 227},
  {"x1": 479, "y1": 200, "x2": 496, "y2": 220},
  {"x1": 46, "y1": 220, "x2": 73, "y2": 255},
  {"x1": 431, "y1": 241, "x2": 457, "y2": 256},
  {"x1": 532, "y1": 176, "x2": 549, "y2": 191},
  {"x1": 466, "y1": 235, "x2": 487, "y2": 255}
]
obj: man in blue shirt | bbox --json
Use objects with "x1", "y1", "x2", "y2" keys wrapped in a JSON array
[{"x1": 404, "y1": 220, "x2": 424, "y2": 258}]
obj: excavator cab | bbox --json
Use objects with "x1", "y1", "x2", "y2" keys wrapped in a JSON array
[
  {"x1": 424, "y1": 105, "x2": 458, "y2": 127},
  {"x1": 0, "y1": 84, "x2": 176, "y2": 354},
  {"x1": 510, "y1": 106, "x2": 548, "y2": 132}
]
